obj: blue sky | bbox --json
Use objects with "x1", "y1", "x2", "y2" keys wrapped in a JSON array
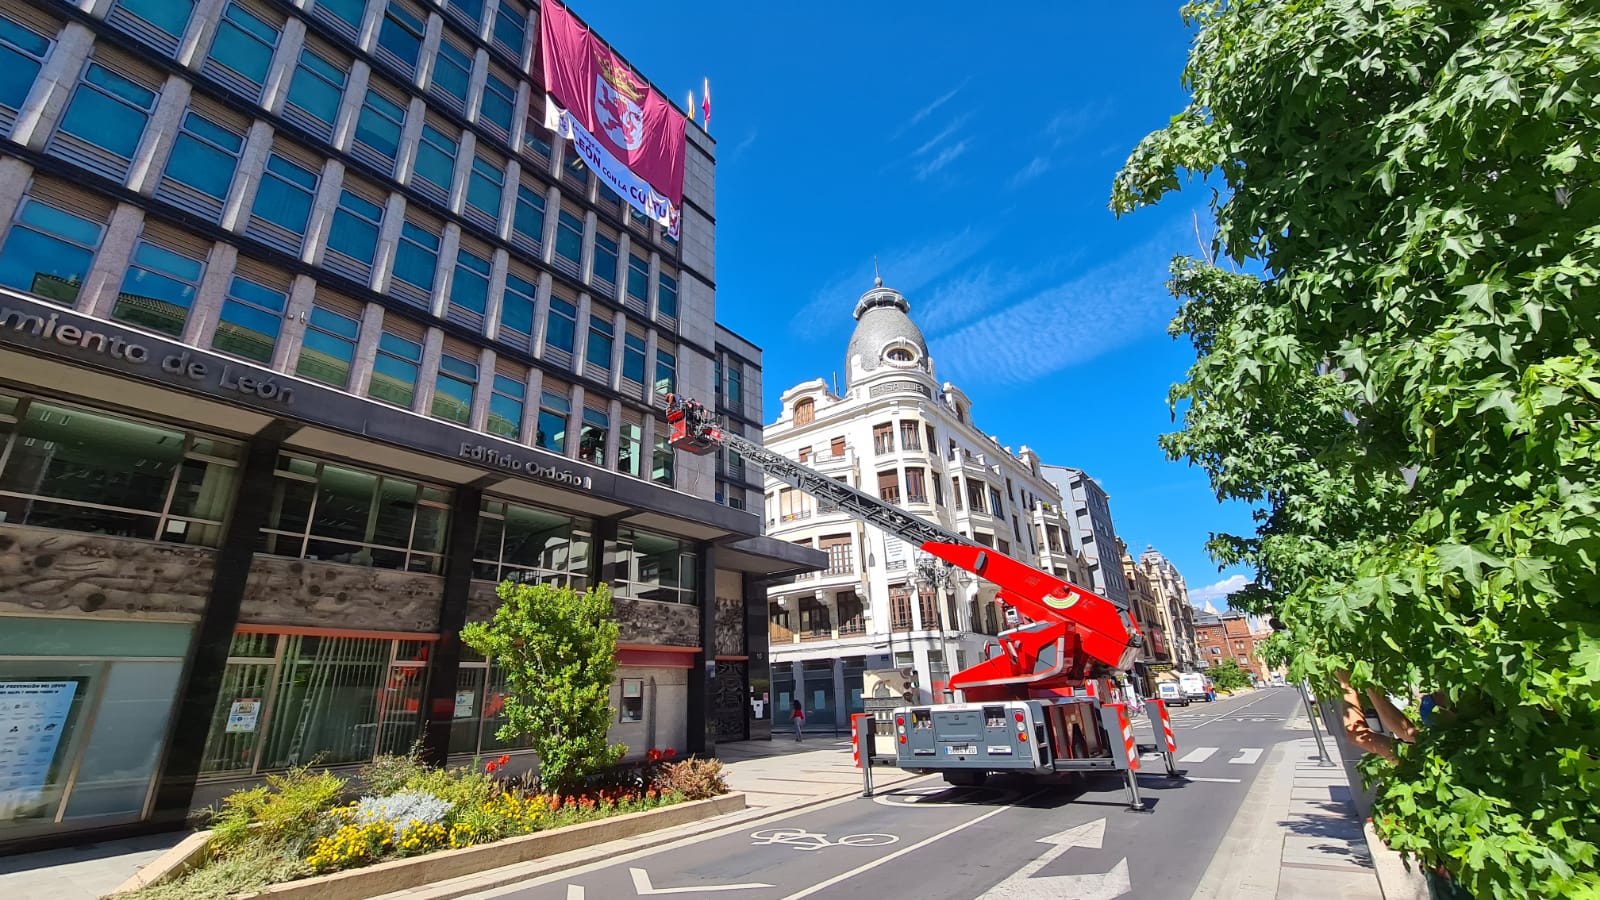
[{"x1": 575, "y1": 3, "x2": 1255, "y2": 608}]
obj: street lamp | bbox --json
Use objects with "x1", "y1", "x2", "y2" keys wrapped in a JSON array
[{"x1": 911, "y1": 553, "x2": 970, "y2": 702}]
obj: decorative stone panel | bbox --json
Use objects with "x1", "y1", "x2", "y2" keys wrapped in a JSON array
[
  {"x1": 0, "y1": 524, "x2": 214, "y2": 619},
  {"x1": 615, "y1": 596, "x2": 698, "y2": 647},
  {"x1": 238, "y1": 555, "x2": 443, "y2": 633},
  {"x1": 714, "y1": 595, "x2": 743, "y2": 657}
]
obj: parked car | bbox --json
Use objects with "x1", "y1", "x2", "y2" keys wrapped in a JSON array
[{"x1": 1157, "y1": 680, "x2": 1187, "y2": 706}]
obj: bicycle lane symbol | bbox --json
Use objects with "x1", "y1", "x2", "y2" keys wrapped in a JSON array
[{"x1": 748, "y1": 828, "x2": 900, "y2": 851}]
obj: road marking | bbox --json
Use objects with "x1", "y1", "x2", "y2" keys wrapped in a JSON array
[
  {"x1": 872, "y1": 785, "x2": 1022, "y2": 808},
  {"x1": 1229, "y1": 748, "x2": 1264, "y2": 765},
  {"x1": 976, "y1": 820, "x2": 1130, "y2": 899},
  {"x1": 748, "y1": 828, "x2": 899, "y2": 851},
  {"x1": 1185, "y1": 776, "x2": 1243, "y2": 783},
  {"x1": 778, "y1": 790, "x2": 1043, "y2": 900},
  {"x1": 566, "y1": 887, "x2": 583, "y2": 900},
  {"x1": 629, "y1": 867, "x2": 773, "y2": 894},
  {"x1": 1186, "y1": 692, "x2": 1275, "y2": 730},
  {"x1": 1179, "y1": 746, "x2": 1218, "y2": 763}
]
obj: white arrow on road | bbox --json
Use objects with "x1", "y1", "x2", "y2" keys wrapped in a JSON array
[
  {"x1": 630, "y1": 867, "x2": 774, "y2": 895},
  {"x1": 975, "y1": 819, "x2": 1131, "y2": 899}
]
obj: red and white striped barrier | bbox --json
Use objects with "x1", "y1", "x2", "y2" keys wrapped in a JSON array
[{"x1": 1116, "y1": 703, "x2": 1139, "y2": 772}]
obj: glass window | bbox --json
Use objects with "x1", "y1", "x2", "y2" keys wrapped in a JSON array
[
  {"x1": 432, "y1": 353, "x2": 475, "y2": 424},
  {"x1": 0, "y1": 17, "x2": 52, "y2": 112},
  {"x1": 585, "y1": 314, "x2": 612, "y2": 370},
  {"x1": 906, "y1": 467, "x2": 928, "y2": 504},
  {"x1": 578, "y1": 407, "x2": 607, "y2": 463},
  {"x1": 168, "y1": 109, "x2": 246, "y2": 198},
  {"x1": 618, "y1": 422, "x2": 642, "y2": 477},
  {"x1": 315, "y1": 0, "x2": 365, "y2": 30},
  {"x1": 450, "y1": 0, "x2": 484, "y2": 24},
  {"x1": 564, "y1": 153, "x2": 589, "y2": 184},
  {"x1": 285, "y1": 47, "x2": 346, "y2": 125},
  {"x1": 651, "y1": 434, "x2": 674, "y2": 486},
  {"x1": 212, "y1": 274, "x2": 286, "y2": 363},
  {"x1": 492, "y1": 2, "x2": 525, "y2": 55},
  {"x1": 607, "y1": 527, "x2": 697, "y2": 605},
  {"x1": 58, "y1": 63, "x2": 157, "y2": 161},
  {"x1": 623, "y1": 333, "x2": 645, "y2": 382},
  {"x1": 536, "y1": 390, "x2": 568, "y2": 452},
  {"x1": 412, "y1": 124, "x2": 458, "y2": 194},
  {"x1": 326, "y1": 189, "x2": 383, "y2": 263},
  {"x1": 480, "y1": 72, "x2": 515, "y2": 133},
  {"x1": 392, "y1": 222, "x2": 439, "y2": 292},
  {"x1": 523, "y1": 130, "x2": 551, "y2": 162},
  {"x1": 554, "y1": 209, "x2": 583, "y2": 266},
  {"x1": 376, "y1": 2, "x2": 425, "y2": 69},
  {"x1": 0, "y1": 395, "x2": 239, "y2": 545},
  {"x1": 432, "y1": 40, "x2": 471, "y2": 104},
  {"x1": 354, "y1": 88, "x2": 406, "y2": 161},
  {"x1": 512, "y1": 184, "x2": 545, "y2": 245},
  {"x1": 251, "y1": 153, "x2": 318, "y2": 234},
  {"x1": 592, "y1": 233, "x2": 618, "y2": 284},
  {"x1": 466, "y1": 156, "x2": 504, "y2": 216},
  {"x1": 0, "y1": 198, "x2": 104, "y2": 305},
  {"x1": 369, "y1": 330, "x2": 422, "y2": 408},
  {"x1": 598, "y1": 183, "x2": 621, "y2": 207},
  {"x1": 487, "y1": 374, "x2": 524, "y2": 439},
  {"x1": 450, "y1": 249, "x2": 490, "y2": 315},
  {"x1": 657, "y1": 271, "x2": 678, "y2": 318},
  {"x1": 545, "y1": 295, "x2": 576, "y2": 353},
  {"x1": 727, "y1": 362, "x2": 743, "y2": 407},
  {"x1": 113, "y1": 241, "x2": 205, "y2": 337},
  {"x1": 654, "y1": 348, "x2": 675, "y2": 396},
  {"x1": 209, "y1": 2, "x2": 279, "y2": 89},
  {"x1": 115, "y1": 0, "x2": 196, "y2": 40},
  {"x1": 474, "y1": 499, "x2": 590, "y2": 588},
  {"x1": 625, "y1": 252, "x2": 648, "y2": 303},
  {"x1": 295, "y1": 304, "x2": 360, "y2": 388},
  {"x1": 499, "y1": 272, "x2": 535, "y2": 337},
  {"x1": 262, "y1": 455, "x2": 449, "y2": 572}
]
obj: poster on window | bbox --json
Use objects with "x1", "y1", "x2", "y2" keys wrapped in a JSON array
[
  {"x1": 225, "y1": 699, "x2": 261, "y2": 734},
  {"x1": 453, "y1": 690, "x2": 475, "y2": 719},
  {"x1": 0, "y1": 680, "x2": 78, "y2": 819}
]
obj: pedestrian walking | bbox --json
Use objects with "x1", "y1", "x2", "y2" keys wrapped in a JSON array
[{"x1": 791, "y1": 700, "x2": 805, "y2": 741}]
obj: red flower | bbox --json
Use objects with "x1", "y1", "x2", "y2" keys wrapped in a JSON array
[
  {"x1": 485, "y1": 761, "x2": 499, "y2": 773},
  {"x1": 664, "y1": 748, "x2": 677, "y2": 759},
  {"x1": 647, "y1": 748, "x2": 663, "y2": 763},
  {"x1": 498, "y1": 754, "x2": 511, "y2": 766}
]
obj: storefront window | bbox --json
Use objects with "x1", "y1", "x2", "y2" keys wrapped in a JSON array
[
  {"x1": 606, "y1": 527, "x2": 697, "y2": 605},
  {"x1": 198, "y1": 631, "x2": 431, "y2": 775},
  {"x1": 0, "y1": 393, "x2": 238, "y2": 545},
  {"x1": 472, "y1": 499, "x2": 591, "y2": 589},
  {"x1": 259, "y1": 454, "x2": 450, "y2": 573},
  {"x1": 0, "y1": 617, "x2": 192, "y2": 838},
  {"x1": 450, "y1": 651, "x2": 535, "y2": 757}
]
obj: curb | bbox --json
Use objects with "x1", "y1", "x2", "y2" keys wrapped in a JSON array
[{"x1": 376, "y1": 770, "x2": 929, "y2": 900}]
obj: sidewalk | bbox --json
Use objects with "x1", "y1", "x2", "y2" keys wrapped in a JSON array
[
  {"x1": 1188, "y1": 711, "x2": 1420, "y2": 900},
  {"x1": 0, "y1": 738, "x2": 916, "y2": 900}
]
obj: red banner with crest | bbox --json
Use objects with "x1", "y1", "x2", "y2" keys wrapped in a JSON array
[{"x1": 539, "y1": 0, "x2": 686, "y2": 207}]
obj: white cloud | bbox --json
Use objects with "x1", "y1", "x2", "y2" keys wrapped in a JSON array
[
  {"x1": 727, "y1": 130, "x2": 758, "y2": 163},
  {"x1": 914, "y1": 113, "x2": 973, "y2": 158},
  {"x1": 787, "y1": 229, "x2": 990, "y2": 335},
  {"x1": 902, "y1": 78, "x2": 970, "y2": 133},
  {"x1": 1008, "y1": 156, "x2": 1050, "y2": 188},
  {"x1": 1190, "y1": 574, "x2": 1249, "y2": 608},
  {"x1": 915, "y1": 140, "x2": 969, "y2": 180},
  {"x1": 926, "y1": 227, "x2": 1182, "y2": 385}
]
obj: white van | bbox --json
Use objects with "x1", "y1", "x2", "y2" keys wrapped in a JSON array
[
  {"x1": 1179, "y1": 672, "x2": 1211, "y2": 702},
  {"x1": 1157, "y1": 680, "x2": 1187, "y2": 706}
]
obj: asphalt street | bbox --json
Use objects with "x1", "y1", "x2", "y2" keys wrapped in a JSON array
[{"x1": 468, "y1": 688, "x2": 1309, "y2": 900}]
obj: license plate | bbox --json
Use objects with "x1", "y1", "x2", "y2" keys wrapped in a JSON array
[{"x1": 944, "y1": 744, "x2": 976, "y2": 755}]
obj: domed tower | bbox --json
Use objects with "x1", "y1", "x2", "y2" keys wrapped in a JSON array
[{"x1": 843, "y1": 275, "x2": 932, "y2": 388}]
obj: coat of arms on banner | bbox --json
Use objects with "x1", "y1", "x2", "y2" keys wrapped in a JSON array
[{"x1": 593, "y1": 54, "x2": 645, "y2": 151}]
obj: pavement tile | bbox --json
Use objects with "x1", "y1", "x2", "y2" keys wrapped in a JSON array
[{"x1": 1278, "y1": 865, "x2": 1385, "y2": 899}]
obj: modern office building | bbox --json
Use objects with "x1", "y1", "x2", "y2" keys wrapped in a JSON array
[
  {"x1": 1042, "y1": 464, "x2": 1131, "y2": 609},
  {"x1": 760, "y1": 277, "x2": 1091, "y2": 732},
  {"x1": 0, "y1": 0, "x2": 819, "y2": 850}
]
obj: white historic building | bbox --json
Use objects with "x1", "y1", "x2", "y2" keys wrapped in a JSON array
[{"x1": 760, "y1": 278, "x2": 1093, "y2": 731}]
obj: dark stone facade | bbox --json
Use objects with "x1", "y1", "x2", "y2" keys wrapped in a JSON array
[
  {"x1": 464, "y1": 581, "x2": 700, "y2": 648},
  {"x1": 238, "y1": 556, "x2": 445, "y2": 632},
  {"x1": 714, "y1": 595, "x2": 744, "y2": 657},
  {"x1": 0, "y1": 524, "x2": 214, "y2": 619}
]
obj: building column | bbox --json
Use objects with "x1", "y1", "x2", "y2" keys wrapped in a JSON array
[
  {"x1": 415, "y1": 327, "x2": 444, "y2": 415},
  {"x1": 152, "y1": 422, "x2": 293, "y2": 822},
  {"x1": 12, "y1": 23, "x2": 94, "y2": 151},
  {"x1": 469, "y1": 347, "x2": 494, "y2": 431},
  {"x1": 221, "y1": 120, "x2": 278, "y2": 235},
  {"x1": 259, "y1": 16, "x2": 306, "y2": 117},
  {"x1": 182, "y1": 241, "x2": 240, "y2": 347},
  {"x1": 81, "y1": 204, "x2": 146, "y2": 319},
  {"x1": 420, "y1": 482, "x2": 483, "y2": 766},
  {"x1": 430, "y1": 223, "x2": 462, "y2": 318},
  {"x1": 272, "y1": 274, "x2": 317, "y2": 372},
  {"x1": 329, "y1": 61, "x2": 372, "y2": 154},
  {"x1": 832, "y1": 657, "x2": 847, "y2": 735},
  {"x1": 127, "y1": 76, "x2": 194, "y2": 196},
  {"x1": 743, "y1": 573, "x2": 770, "y2": 740},
  {"x1": 687, "y1": 542, "x2": 718, "y2": 754},
  {"x1": 519, "y1": 367, "x2": 543, "y2": 446}
]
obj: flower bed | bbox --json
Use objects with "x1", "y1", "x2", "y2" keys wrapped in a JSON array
[{"x1": 125, "y1": 748, "x2": 725, "y2": 900}]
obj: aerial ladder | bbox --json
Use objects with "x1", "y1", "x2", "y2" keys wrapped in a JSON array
[{"x1": 667, "y1": 396, "x2": 1173, "y2": 802}]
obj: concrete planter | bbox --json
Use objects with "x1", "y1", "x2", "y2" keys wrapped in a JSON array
[{"x1": 116, "y1": 794, "x2": 744, "y2": 900}]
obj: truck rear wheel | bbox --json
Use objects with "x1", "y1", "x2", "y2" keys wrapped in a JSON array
[{"x1": 943, "y1": 770, "x2": 987, "y2": 787}]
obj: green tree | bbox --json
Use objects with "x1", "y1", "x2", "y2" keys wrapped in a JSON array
[
  {"x1": 1112, "y1": 2, "x2": 1600, "y2": 897},
  {"x1": 1206, "y1": 660, "x2": 1252, "y2": 693},
  {"x1": 461, "y1": 582, "x2": 625, "y2": 794}
]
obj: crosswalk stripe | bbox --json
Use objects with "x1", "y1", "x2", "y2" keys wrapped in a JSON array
[
  {"x1": 1179, "y1": 746, "x2": 1218, "y2": 763},
  {"x1": 1229, "y1": 748, "x2": 1264, "y2": 765}
]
